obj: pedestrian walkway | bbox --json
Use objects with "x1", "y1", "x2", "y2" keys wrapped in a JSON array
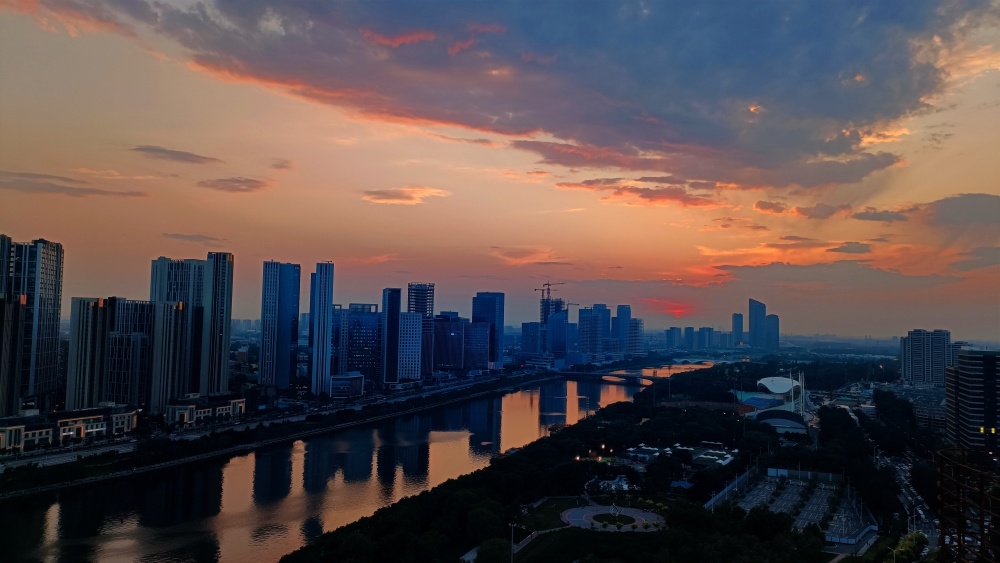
[{"x1": 562, "y1": 505, "x2": 662, "y2": 531}]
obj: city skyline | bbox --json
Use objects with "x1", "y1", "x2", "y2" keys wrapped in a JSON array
[{"x1": 1, "y1": 2, "x2": 999, "y2": 338}]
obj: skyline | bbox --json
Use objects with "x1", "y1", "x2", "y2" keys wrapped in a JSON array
[{"x1": 2, "y1": 1, "x2": 999, "y2": 338}]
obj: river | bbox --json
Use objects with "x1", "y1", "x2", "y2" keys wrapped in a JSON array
[{"x1": 1, "y1": 378, "x2": 644, "y2": 562}]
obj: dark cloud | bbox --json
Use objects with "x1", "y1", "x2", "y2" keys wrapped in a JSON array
[
  {"x1": 827, "y1": 242, "x2": 872, "y2": 254},
  {"x1": 718, "y1": 261, "x2": 956, "y2": 291},
  {"x1": 925, "y1": 193, "x2": 1000, "y2": 226},
  {"x1": 951, "y1": 247, "x2": 1000, "y2": 271},
  {"x1": 780, "y1": 236, "x2": 815, "y2": 241},
  {"x1": 23, "y1": 0, "x2": 996, "y2": 189},
  {"x1": 793, "y1": 203, "x2": 851, "y2": 219},
  {"x1": 270, "y1": 158, "x2": 293, "y2": 170},
  {"x1": 0, "y1": 170, "x2": 145, "y2": 198},
  {"x1": 852, "y1": 207, "x2": 910, "y2": 222},
  {"x1": 0, "y1": 170, "x2": 88, "y2": 184},
  {"x1": 557, "y1": 178, "x2": 719, "y2": 207},
  {"x1": 197, "y1": 177, "x2": 269, "y2": 192},
  {"x1": 131, "y1": 145, "x2": 223, "y2": 164},
  {"x1": 162, "y1": 232, "x2": 227, "y2": 246},
  {"x1": 754, "y1": 200, "x2": 787, "y2": 214}
]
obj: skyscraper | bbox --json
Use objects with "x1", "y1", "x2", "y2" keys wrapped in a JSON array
[
  {"x1": 901, "y1": 329, "x2": 953, "y2": 386},
  {"x1": 748, "y1": 299, "x2": 766, "y2": 349},
  {"x1": 200, "y1": 252, "x2": 234, "y2": 396},
  {"x1": 66, "y1": 297, "x2": 186, "y2": 413},
  {"x1": 381, "y1": 288, "x2": 402, "y2": 385},
  {"x1": 464, "y1": 321, "x2": 490, "y2": 370},
  {"x1": 398, "y1": 312, "x2": 423, "y2": 381},
  {"x1": 150, "y1": 253, "x2": 232, "y2": 397},
  {"x1": 343, "y1": 304, "x2": 380, "y2": 379},
  {"x1": 407, "y1": 283, "x2": 435, "y2": 378},
  {"x1": 732, "y1": 313, "x2": 744, "y2": 347},
  {"x1": 945, "y1": 347, "x2": 999, "y2": 452},
  {"x1": 7, "y1": 237, "x2": 64, "y2": 409},
  {"x1": 614, "y1": 305, "x2": 631, "y2": 350},
  {"x1": 765, "y1": 314, "x2": 780, "y2": 351},
  {"x1": 260, "y1": 261, "x2": 300, "y2": 389},
  {"x1": 309, "y1": 262, "x2": 334, "y2": 396},
  {"x1": 471, "y1": 292, "x2": 504, "y2": 368}
]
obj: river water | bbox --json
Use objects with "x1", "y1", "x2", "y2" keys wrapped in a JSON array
[{"x1": 1, "y1": 378, "x2": 646, "y2": 562}]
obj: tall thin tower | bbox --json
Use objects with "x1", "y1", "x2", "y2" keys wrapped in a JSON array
[
  {"x1": 310, "y1": 262, "x2": 334, "y2": 396},
  {"x1": 407, "y1": 282, "x2": 435, "y2": 377}
]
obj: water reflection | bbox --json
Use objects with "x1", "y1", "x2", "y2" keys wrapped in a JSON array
[{"x1": 1, "y1": 379, "x2": 642, "y2": 563}]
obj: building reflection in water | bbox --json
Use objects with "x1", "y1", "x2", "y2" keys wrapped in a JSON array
[
  {"x1": 253, "y1": 444, "x2": 293, "y2": 506},
  {"x1": 0, "y1": 378, "x2": 647, "y2": 563},
  {"x1": 538, "y1": 380, "x2": 568, "y2": 428}
]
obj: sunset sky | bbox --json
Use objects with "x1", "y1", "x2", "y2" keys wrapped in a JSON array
[{"x1": 1, "y1": 0, "x2": 998, "y2": 339}]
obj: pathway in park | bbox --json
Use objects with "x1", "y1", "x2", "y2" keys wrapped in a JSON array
[{"x1": 562, "y1": 505, "x2": 662, "y2": 531}]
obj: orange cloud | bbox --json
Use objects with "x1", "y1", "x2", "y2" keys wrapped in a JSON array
[
  {"x1": 359, "y1": 28, "x2": 436, "y2": 48},
  {"x1": 361, "y1": 186, "x2": 450, "y2": 205},
  {"x1": 489, "y1": 246, "x2": 570, "y2": 266},
  {"x1": 448, "y1": 37, "x2": 477, "y2": 55}
]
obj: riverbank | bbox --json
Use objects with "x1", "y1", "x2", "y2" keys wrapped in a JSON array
[{"x1": 0, "y1": 373, "x2": 560, "y2": 501}]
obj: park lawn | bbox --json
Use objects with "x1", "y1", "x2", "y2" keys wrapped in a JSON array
[
  {"x1": 593, "y1": 513, "x2": 637, "y2": 527},
  {"x1": 521, "y1": 497, "x2": 585, "y2": 531}
]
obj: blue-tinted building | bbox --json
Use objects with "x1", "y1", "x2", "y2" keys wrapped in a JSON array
[
  {"x1": 260, "y1": 261, "x2": 300, "y2": 389},
  {"x1": 472, "y1": 292, "x2": 504, "y2": 368}
]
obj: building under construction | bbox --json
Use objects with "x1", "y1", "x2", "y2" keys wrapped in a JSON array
[{"x1": 937, "y1": 447, "x2": 999, "y2": 562}]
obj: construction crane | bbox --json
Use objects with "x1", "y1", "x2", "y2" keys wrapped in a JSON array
[{"x1": 533, "y1": 280, "x2": 565, "y2": 300}]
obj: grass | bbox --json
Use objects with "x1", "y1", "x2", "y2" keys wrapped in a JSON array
[
  {"x1": 521, "y1": 496, "x2": 585, "y2": 531},
  {"x1": 593, "y1": 513, "x2": 637, "y2": 527},
  {"x1": 517, "y1": 528, "x2": 664, "y2": 563}
]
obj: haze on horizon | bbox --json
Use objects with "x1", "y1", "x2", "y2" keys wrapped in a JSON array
[{"x1": 1, "y1": 1, "x2": 998, "y2": 339}]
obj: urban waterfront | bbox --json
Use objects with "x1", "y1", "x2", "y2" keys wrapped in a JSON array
[{"x1": 0, "y1": 376, "x2": 678, "y2": 563}]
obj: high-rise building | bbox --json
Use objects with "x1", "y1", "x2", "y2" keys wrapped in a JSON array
[
  {"x1": 150, "y1": 253, "x2": 233, "y2": 397},
  {"x1": 309, "y1": 263, "x2": 334, "y2": 396},
  {"x1": 200, "y1": 252, "x2": 234, "y2": 396},
  {"x1": 398, "y1": 312, "x2": 422, "y2": 381},
  {"x1": 732, "y1": 313, "x2": 744, "y2": 347},
  {"x1": 683, "y1": 326, "x2": 695, "y2": 350},
  {"x1": 521, "y1": 322, "x2": 542, "y2": 356},
  {"x1": 0, "y1": 293, "x2": 25, "y2": 417},
  {"x1": 381, "y1": 288, "x2": 402, "y2": 385},
  {"x1": 472, "y1": 292, "x2": 504, "y2": 368},
  {"x1": 901, "y1": 329, "x2": 953, "y2": 386},
  {"x1": 5, "y1": 237, "x2": 64, "y2": 409},
  {"x1": 546, "y1": 309, "x2": 569, "y2": 357},
  {"x1": 765, "y1": 314, "x2": 780, "y2": 351},
  {"x1": 259, "y1": 262, "x2": 300, "y2": 389},
  {"x1": 407, "y1": 282, "x2": 435, "y2": 378},
  {"x1": 464, "y1": 322, "x2": 490, "y2": 370},
  {"x1": 628, "y1": 318, "x2": 644, "y2": 355},
  {"x1": 748, "y1": 299, "x2": 766, "y2": 349},
  {"x1": 343, "y1": 304, "x2": 380, "y2": 379},
  {"x1": 697, "y1": 327, "x2": 714, "y2": 350},
  {"x1": 945, "y1": 347, "x2": 999, "y2": 452},
  {"x1": 664, "y1": 327, "x2": 682, "y2": 349},
  {"x1": 614, "y1": 305, "x2": 632, "y2": 349},
  {"x1": 433, "y1": 313, "x2": 465, "y2": 371},
  {"x1": 66, "y1": 297, "x2": 186, "y2": 414}
]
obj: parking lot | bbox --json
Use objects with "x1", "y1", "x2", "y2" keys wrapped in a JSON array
[
  {"x1": 738, "y1": 477, "x2": 775, "y2": 512},
  {"x1": 769, "y1": 480, "x2": 805, "y2": 514}
]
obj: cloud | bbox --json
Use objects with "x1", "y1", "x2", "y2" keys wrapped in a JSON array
[
  {"x1": 361, "y1": 186, "x2": 450, "y2": 205},
  {"x1": 641, "y1": 298, "x2": 697, "y2": 319},
  {"x1": 0, "y1": 170, "x2": 145, "y2": 197},
  {"x1": 950, "y1": 247, "x2": 1000, "y2": 271},
  {"x1": 556, "y1": 178, "x2": 720, "y2": 207},
  {"x1": 162, "y1": 232, "x2": 226, "y2": 246},
  {"x1": 197, "y1": 177, "x2": 269, "y2": 192},
  {"x1": 12, "y1": 1, "x2": 999, "y2": 191},
  {"x1": 925, "y1": 193, "x2": 1000, "y2": 226},
  {"x1": 346, "y1": 253, "x2": 399, "y2": 265},
  {"x1": 827, "y1": 242, "x2": 872, "y2": 254},
  {"x1": 360, "y1": 28, "x2": 435, "y2": 48},
  {"x1": 489, "y1": 246, "x2": 565, "y2": 266},
  {"x1": 131, "y1": 145, "x2": 223, "y2": 164},
  {"x1": 270, "y1": 158, "x2": 293, "y2": 170},
  {"x1": 754, "y1": 200, "x2": 787, "y2": 214},
  {"x1": 792, "y1": 203, "x2": 851, "y2": 219},
  {"x1": 852, "y1": 207, "x2": 910, "y2": 222},
  {"x1": 718, "y1": 261, "x2": 957, "y2": 292},
  {"x1": 72, "y1": 167, "x2": 173, "y2": 180}
]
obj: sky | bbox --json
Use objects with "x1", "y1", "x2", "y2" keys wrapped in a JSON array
[{"x1": 1, "y1": 0, "x2": 998, "y2": 339}]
